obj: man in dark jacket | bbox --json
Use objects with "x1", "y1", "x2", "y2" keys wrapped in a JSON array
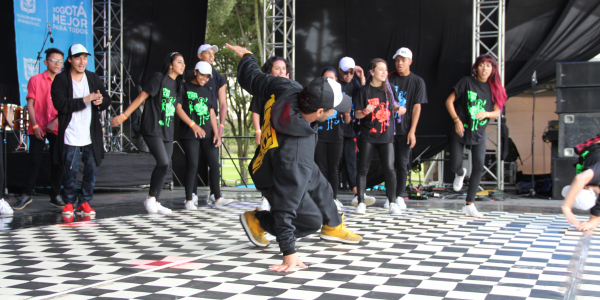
[
  {"x1": 51, "y1": 44, "x2": 110, "y2": 217},
  {"x1": 226, "y1": 44, "x2": 362, "y2": 273}
]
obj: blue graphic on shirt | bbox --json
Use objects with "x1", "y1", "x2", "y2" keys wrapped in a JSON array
[
  {"x1": 319, "y1": 110, "x2": 340, "y2": 130},
  {"x1": 393, "y1": 85, "x2": 406, "y2": 121}
]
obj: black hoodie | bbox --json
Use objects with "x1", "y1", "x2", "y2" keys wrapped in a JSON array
[{"x1": 238, "y1": 54, "x2": 322, "y2": 255}]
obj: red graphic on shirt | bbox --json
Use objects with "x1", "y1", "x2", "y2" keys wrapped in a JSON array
[{"x1": 368, "y1": 98, "x2": 389, "y2": 133}]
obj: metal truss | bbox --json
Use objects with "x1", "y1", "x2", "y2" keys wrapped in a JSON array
[
  {"x1": 93, "y1": 0, "x2": 134, "y2": 153},
  {"x1": 473, "y1": 0, "x2": 505, "y2": 190},
  {"x1": 263, "y1": 0, "x2": 295, "y2": 78}
]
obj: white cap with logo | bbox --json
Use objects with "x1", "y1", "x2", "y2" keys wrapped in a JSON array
[
  {"x1": 195, "y1": 61, "x2": 212, "y2": 75},
  {"x1": 69, "y1": 44, "x2": 91, "y2": 58},
  {"x1": 562, "y1": 185, "x2": 598, "y2": 210},
  {"x1": 198, "y1": 44, "x2": 219, "y2": 55},
  {"x1": 393, "y1": 47, "x2": 413, "y2": 60},
  {"x1": 339, "y1": 57, "x2": 356, "y2": 72}
]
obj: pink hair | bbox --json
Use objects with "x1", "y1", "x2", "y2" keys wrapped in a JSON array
[{"x1": 471, "y1": 54, "x2": 507, "y2": 109}]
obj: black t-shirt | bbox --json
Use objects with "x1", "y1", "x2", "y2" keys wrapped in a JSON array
[
  {"x1": 317, "y1": 110, "x2": 344, "y2": 141},
  {"x1": 140, "y1": 73, "x2": 182, "y2": 142},
  {"x1": 339, "y1": 78, "x2": 361, "y2": 138},
  {"x1": 388, "y1": 71, "x2": 428, "y2": 135},
  {"x1": 204, "y1": 69, "x2": 227, "y2": 116},
  {"x1": 583, "y1": 144, "x2": 600, "y2": 185},
  {"x1": 355, "y1": 84, "x2": 396, "y2": 144},
  {"x1": 250, "y1": 95, "x2": 266, "y2": 128},
  {"x1": 450, "y1": 76, "x2": 495, "y2": 145},
  {"x1": 179, "y1": 82, "x2": 214, "y2": 140}
]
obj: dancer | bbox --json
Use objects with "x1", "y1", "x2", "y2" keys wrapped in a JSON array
[
  {"x1": 179, "y1": 61, "x2": 230, "y2": 210},
  {"x1": 388, "y1": 47, "x2": 427, "y2": 209},
  {"x1": 51, "y1": 44, "x2": 110, "y2": 216},
  {"x1": 195, "y1": 44, "x2": 232, "y2": 204},
  {"x1": 445, "y1": 54, "x2": 505, "y2": 217},
  {"x1": 249, "y1": 56, "x2": 291, "y2": 211},
  {"x1": 227, "y1": 43, "x2": 361, "y2": 272},
  {"x1": 111, "y1": 52, "x2": 186, "y2": 214},
  {"x1": 336, "y1": 57, "x2": 375, "y2": 206},
  {"x1": 354, "y1": 59, "x2": 403, "y2": 215},
  {"x1": 316, "y1": 67, "x2": 349, "y2": 211},
  {"x1": 14, "y1": 48, "x2": 65, "y2": 210}
]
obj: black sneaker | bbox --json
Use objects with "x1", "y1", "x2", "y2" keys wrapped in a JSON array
[
  {"x1": 13, "y1": 194, "x2": 32, "y2": 210},
  {"x1": 50, "y1": 196, "x2": 65, "y2": 208}
]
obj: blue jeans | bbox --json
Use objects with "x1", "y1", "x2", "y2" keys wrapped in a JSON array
[{"x1": 62, "y1": 145, "x2": 98, "y2": 205}]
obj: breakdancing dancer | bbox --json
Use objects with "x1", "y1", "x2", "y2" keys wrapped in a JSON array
[{"x1": 226, "y1": 44, "x2": 362, "y2": 272}]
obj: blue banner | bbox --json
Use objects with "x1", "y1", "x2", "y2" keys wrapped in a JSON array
[{"x1": 14, "y1": 0, "x2": 94, "y2": 106}]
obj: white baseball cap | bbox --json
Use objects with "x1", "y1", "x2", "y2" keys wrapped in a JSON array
[
  {"x1": 68, "y1": 44, "x2": 91, "y2": 57},
  {"x1": 562, "y1": 185, "x2": 597, "y2": 210},
  {"x1": 198, "y1": 44, "x2": 219, "y2": 55},
  {"x1": 393, "y1": 47, "x2": 413, "y2": 60},
  {"x1": 339, "y1": 57, "x2": 356, "y2": 72},
  {"x1": 195, "y1": 61, "x2": 212, "y2": 75}
]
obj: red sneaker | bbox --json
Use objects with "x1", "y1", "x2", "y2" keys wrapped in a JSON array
[
  {"x1": 77, "y1": 202, "x2": 96, "y2": 215},
  {"x1": 62, "y1": 204, "x2": 74, "y2": 215},
  {"x1": 62, "y1": 215, "x2": 74, "y2": 223}
]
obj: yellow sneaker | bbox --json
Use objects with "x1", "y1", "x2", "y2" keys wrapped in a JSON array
[
  {"x1": 320, "y1": 214, "x2": 362, "y2": 244},
  {"x1": 240, "y1": 211, "x2": 269, "y2": 247}
]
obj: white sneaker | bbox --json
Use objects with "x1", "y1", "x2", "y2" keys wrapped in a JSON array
[
  {"x1": 383, "y1": 201, "x2": 390, "y2": 209},
  {"x1": 334, "y1": 199, "x2": 343, "y2": 212},
  {"x1": 395, "y1": 196, "x2": 407, "y2": 209},
  {"x1": 185, "y1": 201, "x2": 197, "y2": 211},
  {"x1": 155, "y1": 201, "x2": 172, "y2": 214},
  {"x1": 355, "y1": 202, "x2": 367, "y2": 215},
  {"x1": 389, "y1": 202, "x2": 402, "y2": 215},
  {"x1": 0, "y1": 199, "x2": 14, "y2": 216},
  {"x1": 258, "y1": 197, "x2": 271, "y2": 211},
  {"x1": 208, "y1": 194, "x2": 216, "y2": 205},
  {"x1": 453, "y1": 168, "x2": 467, "y2": 192},
  {"x1": 144, "y1": 197, "x2": 158, "y2": 214},
  {"x1": 215, "y1": 197, "x2": 234, "y2": 208},
  {"x1": 192, "y1": 193, "x2": 199, "y2": 206},
  {"x1": 462, "y1": 204, "x2": 483, "y2": 218},
  {"x1": 351, "y1": 194, "x2": 376, "y2": 206}
]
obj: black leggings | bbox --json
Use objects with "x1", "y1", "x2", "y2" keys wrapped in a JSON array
[
  {"x1": 356, "y1": 141, "x2": 396, "y2": 203},
  {"x1": 314, "y1": 140, "x2": 343, "y2": 199},
  {"x1": 144, "y1": 136, "x2": 173, "y2": 200},
  {"x1": 394, "y1": 135, "x2": 411, "y2": 197},
  {"x1": 449, "y1": 138, "x2": 486, "y2": 203},
  {"x1": 182, "y1": 138, "x2": 221, "y2": 200}
]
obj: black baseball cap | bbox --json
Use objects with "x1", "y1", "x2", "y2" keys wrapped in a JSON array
[{"x1": 306, "y1": 77, "x2": 352, "y2": 112}]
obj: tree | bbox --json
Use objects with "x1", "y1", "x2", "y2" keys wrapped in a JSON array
[{"x1": 205, "y1": 0, "x2": 263, "y2": 185}]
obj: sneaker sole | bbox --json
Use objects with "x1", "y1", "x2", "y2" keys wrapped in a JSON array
[
  {"x1": 12, "y1": 199, "x2": 32, "y2": 210},
  {"x1": 76, "y1": 211, "x2": 96, "y2": 216},
  {"x1": 62, "y1": 211, "x2": 73, "y2": 216},
  {"x1": 49, "y1": 202, "x2": 65, "y2": 208},
  {"x1": 364, "y1": 198, "x2": 376, "y2": 206},
  {"x1": 319, "y1": 234, "x2": 361, "y2": 244},
  {"x1": 390, "y1": 211, "x2": 402, "y2": 215},
  {"x1": 239, "y1": 213, "x2": 269, "y2": 248}
]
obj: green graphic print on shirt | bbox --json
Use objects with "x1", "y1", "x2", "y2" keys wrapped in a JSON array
[
  {"x1": 466, "y1": 90, "x2": 488, "y2": 131},
  {"x1": 159, "y1": 88, "x2": 177, "y2": 127},
  {"x1": 186, "y1": 91, "x2": 210, "y2": 126}
]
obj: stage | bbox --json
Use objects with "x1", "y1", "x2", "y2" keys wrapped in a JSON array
[{"x1": 0, "y1": 189, "x2": 598, "y2": 299}]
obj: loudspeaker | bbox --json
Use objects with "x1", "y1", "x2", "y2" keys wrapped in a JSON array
[
  {"x1": 557, "y1": 62, "x2": 600, "y2": 88},
  {"x1": 556, "y1": 87, "x2": 600, "y2": 113},
  {"x1": 552, "y1": 157, "x2": 577, "y2": 199},
  {"x1": 558, "y1": 112, "x2": 600, "y2": 157}
]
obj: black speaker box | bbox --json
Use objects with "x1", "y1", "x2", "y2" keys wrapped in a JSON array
[
  {"x1": 557, "y1": 62, "x2": 600, "y2": 88},
  {"x1": 552, "y1": 157, "x2": 577, "y2": 199},
  {"x1": 556, "y1": 87, "x2": 600, "y2": 113},
  {"x1": 558, "y1": 112, "x2": 600, "y2": 157}
]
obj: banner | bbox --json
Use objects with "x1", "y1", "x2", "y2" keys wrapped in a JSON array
[{"x1": 14, "y1": 0, "x2": 94, "y2": 106}]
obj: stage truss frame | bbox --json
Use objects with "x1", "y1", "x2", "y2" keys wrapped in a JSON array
[
  {"x1": 473, "y1": 0, "x2": 505, "y2": 190},
  {"x1": 263, "y1": 0, "x2": 295, "y2": 78},
  {"x1": 93, "y1": 0, "x2": 133, "y2": 153}
]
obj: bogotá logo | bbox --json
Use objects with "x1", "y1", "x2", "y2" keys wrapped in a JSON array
[
  {"x1": 21, "y1": 0, "x2": 36, "y2": 13},
  {"x1": 24, "y1": 58, "x2": 37, "y2": 80}
]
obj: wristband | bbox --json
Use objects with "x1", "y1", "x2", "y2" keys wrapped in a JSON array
[
  {"x1": 32, "y1": 124, "x2": 39, "y2": 130},
  {"x1": 255, "y1": 130, "x2": 261, "y2": 134},
  {"x1": 219, "y1": 124, "x2": 225, "y2": 128},
  {"x1": 242, "y1": 51, "x2": 254, "y2": 57},
  {"x1": 121, "y1": 114, "x2": 128, "y2": 120},
  {"x1": 189, "y1": 121, "x2": 196, "y2": 128},
  {"x1": 363, "y1": 109, "x2": 369, "y2": 115},
  {"x1": 486, "y1": 112, "x2": 489, "y2": 118}
]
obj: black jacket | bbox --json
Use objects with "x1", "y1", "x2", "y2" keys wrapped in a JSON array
[
  {"x1": 238, "y1": 54, "x2": 322, "y2": 255},
  {"x1": 51, "y1": 69, "x2": 111, "y2": 166}
]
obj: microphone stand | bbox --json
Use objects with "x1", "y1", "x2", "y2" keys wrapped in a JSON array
[
  {"x1": 33, "y1": 26, "x2": 52, "y2": 74},
  {"x1": 530, "y1": 71, "x2": 537, "y2": 197}
]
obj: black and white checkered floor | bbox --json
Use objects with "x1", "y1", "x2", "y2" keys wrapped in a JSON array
[{"x1": 1, "y1": 201, "x2": 599, "y2": 300}]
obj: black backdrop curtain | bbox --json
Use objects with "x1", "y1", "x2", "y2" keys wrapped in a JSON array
[
  {"x1": 295, "y1": 0, "x2": 600, "y2": 186},
  {"x1": 0, "y1": 0, "x2": 208, "y2": 104}
]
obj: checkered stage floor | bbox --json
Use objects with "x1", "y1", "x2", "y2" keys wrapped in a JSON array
[{"x1": 1, "y1": 201, "x2": 600, "y2": 300}]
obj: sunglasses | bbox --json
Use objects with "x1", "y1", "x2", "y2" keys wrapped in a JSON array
[
  {"x1": 341, "y1": 69, "x2": 354, "y2": 75},
  {"x1": 48, "y1": 58, "x2": 64, "y2": 64}
]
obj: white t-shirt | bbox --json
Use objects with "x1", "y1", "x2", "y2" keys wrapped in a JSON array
[{"x1": 64, "y1": 73, "x2": 92, "y2": 146}]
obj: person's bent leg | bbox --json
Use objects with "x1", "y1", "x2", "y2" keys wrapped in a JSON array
[
  {"x1": 466, "y1": 142, "x2": 486, "y2": 203},
  {"x1": 377, "y1": 143, "x2": 397, "y2": 203},
  {"x1": 145, "y1": 136, "x2": 171, "y2": 200},
  {"x1": 327, "y1": 141, "x2": 343, "y2": 199},
  {"x1": 182, "y1": 139, "x2": 200, "y2": 201},
  {"x1": 307, "y1": 163, "x2": 341, "y2": 228},
  {"x1": 394, "y1": 135, "x2": 411, "y2": 198},
  {"x1": 356, "y1": 141, "x2": 374, "y2": 204}
]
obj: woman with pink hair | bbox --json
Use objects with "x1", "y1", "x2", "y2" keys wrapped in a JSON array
[{"x1": 445, "y1": 54, "x2": 507, "y2": 217}]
